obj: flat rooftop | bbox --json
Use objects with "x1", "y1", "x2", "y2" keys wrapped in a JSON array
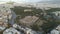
[{"x1": 20, "y1": 16, "x2": 39, "y2": 24}]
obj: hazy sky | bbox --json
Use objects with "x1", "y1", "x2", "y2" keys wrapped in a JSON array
[
  {"x1": 0, "y1": 0, "x2": 52, "y2": 2},
  {"x1": 0, "y1": 0, "x2": 60, "y2": 3}
]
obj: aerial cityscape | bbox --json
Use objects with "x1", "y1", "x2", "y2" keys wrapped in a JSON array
[{"x1": 0, "y1": 0, "x2": 60, "y2": 34}]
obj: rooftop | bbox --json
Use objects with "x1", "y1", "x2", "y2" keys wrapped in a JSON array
[
  {"x1": 3, "y1": 27, "x2": 21, "y2": 34},
  {"x1": 20, "y1": 16, "x2": 39, "y2": 24}
]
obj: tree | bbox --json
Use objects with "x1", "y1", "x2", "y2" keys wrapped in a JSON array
[
  {"x1": 41, "y1": 21, "x2": 58, "y2": 34},
  {"x1": 31, "y1": 23, "x2": 40, "y2": 31}
]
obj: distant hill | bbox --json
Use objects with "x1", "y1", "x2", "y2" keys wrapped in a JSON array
[{"x1": 37, "y1": 1, "x2": 60, "y2": 4}]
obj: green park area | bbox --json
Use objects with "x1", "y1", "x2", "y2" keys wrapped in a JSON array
[{"x1": 11, "y1": 7, "x2": 60, "y2": 34}]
